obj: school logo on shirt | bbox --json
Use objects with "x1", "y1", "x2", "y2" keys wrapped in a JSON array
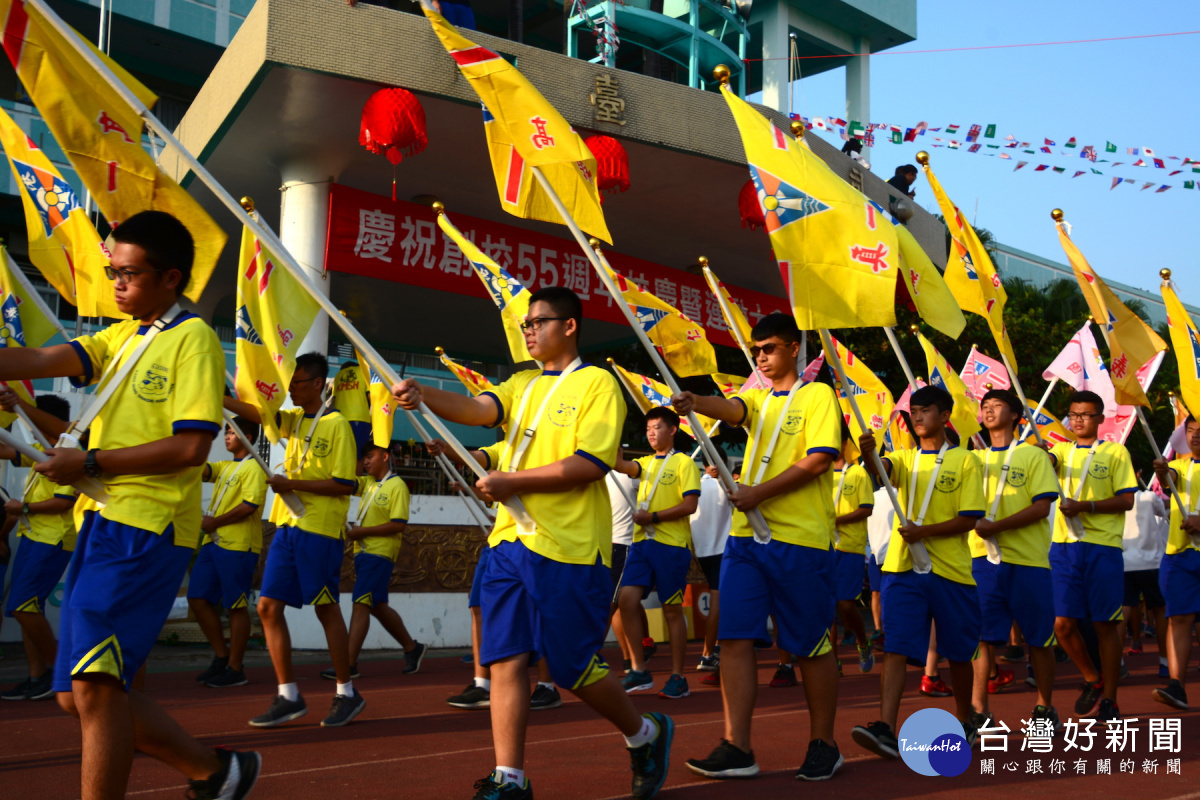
[
  {"x1": 1006, "y1": 467, "x2": 1027, "y2": 487},
  {"x1": 1090, "y1": 461, "x2": 1110, "y2": 479},
  {"x1": 935, "y1": 471, "x2": 960, "y2": 493},
  {"x1": 658, "y1": 468, "x2": 678, "y2": 485},
  {"x1": 132, "y1": 362, "x2": 171, "y2": 403},
  {"x1": 312, "y1": 436, "x2": 332, "y2": 457},
  {"x1": 375, "y1": 491, "x2": 390, "y2": 507},
  {"x1": 781, "y1": 409, "x2": 804, "y2": 435},
  {"x1": 549, "y1": 400, "x2": 578, "y2": 428}
]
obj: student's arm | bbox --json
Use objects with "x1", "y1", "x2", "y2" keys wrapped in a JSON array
[
  {"x1": 837, "y1": 507, "x2": 873, "y2": 526},
  {"x1": 858, "y1": 431, "x2": 892, "y2": 481},
  {"x1": 612, "y1": 453, "x2": 642, "y2": 479},
  {"x1": 731, "y1": 452, "x2": 834, "y2": 512},
  {"x1": 670, "y1": 391, "x2": 745, "y2": 425},
  {"x1": 4, "y1": 496, "x2": 74, "y2": 516},
  {"x1": 476, "y1": 455, "x2": 604, "y2": 502},
  {"x1": 0, "y1": 343, "x2": 85, "y2": 381},
  {"x1": 201, "y1": 501, "x2": 259, "y2": 534},
  {"x1": 1152, "y1": 458, "x2": 1178, "y2": 486},
  {"x1": 975, "y1": 498, "x2": 1054, "y2": 538},
  {"x1": 393, "y1": 379, "x2": 502, "y2": 427},
  {"x1": 632, "y1": 495, "x2": 699, "y2": 526},
  {"x1": 1060, "y1": 493, "x2": 1135, "y2": 517},
  {"x1": 35, "y1": 429, "x2": 216, "y2": 485},
  {"x1": 346, "y1": 520, "x2": 407, "y2": 541},
  {"x1": 0, "y1": 387, "x2": 69, "y2": 440},
  {"x1": 223, "y1": 396, "x2": 261, "y2": 423},
  {"x1": 899, "y1": 514, "x2": 978, "y2": 543}
]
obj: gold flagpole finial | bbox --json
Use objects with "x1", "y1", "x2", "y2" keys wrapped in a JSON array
[
  {"x1": 1160, "y1": 268, "x2": 1172, "y2": 280},
  {"x1": 790, "y1": 120, "x2": 804, "y2": 139},
  {"x1": 697, "y1": 256, "x2": 709, "y2": 267},
  {"x1": 915, "y1": 152, "x2": 930, "y2": 166},
  {"x1": 1050, "y1": 208, "x2": 1064, "y2": 222},
  {"x1": 435, "y1": 346, "x2": 445, "y2": 356},
  {"x1": 239, "y1": 196, "x2": 255, "y2": 212},
  {"x1": 713, "y1": 65, "x2": 731, "y2": 85},
  {"x1": 909, "y1": 324, "x2": 920, "y2": 335},
  {"x1": 431, "y1": 201, "x2": 445, "y2": 216}
]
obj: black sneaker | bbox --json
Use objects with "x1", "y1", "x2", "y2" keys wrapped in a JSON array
[
  {"x1": 249, "y1": 694, "x2": 308, "y2": 728},
  {"x1": 471, "y1": 772, "x2": 532, "y2": 800},
  {"x1": 1, "y1": 677, "x2": 33, "y2": 701},
  {"x1": 1075, "y1": 681, "x2": 1103, "y2": 717},
  {"x1": 447, "y1": 683, "x2": 490, "y2": 709},
  {"x1": 321, "y1": 691, "x2": 366, "y2": 727},
  {"x1": 205, "y1": 667, "x2": 249, "y2": 688},
  {"x1": 196, "y1": 656, "x2": 229, "y2": 684},
  {"x1": 961, "y1": 717, "x2": 979, "y2": 748},
  {"x1": 998, "y1": 645, "x2": 1026, "y2": 663},
  {"x1": 851, "y1": 721, "x2": 899, "y2": 760},
  {"x1": 403, "y1": 642, "x2": 427, "y2": 675},
  {"x1": 1032, "y1": 704, "x2": 1061, "y2": 734},
  {"x1": 1095, "y1": 697, "x2": 1121, "y2": 722},
  {"x1": 629, "y1": 712, "x2": 674, "y2": 799},
  {"x1": 685, "y1": 738, "x2": 759, "y2": 779},
  {"x1": 319, "y1": 664, "x2": 360, "y2": 681},
  {"x1": 795, "y1": 739, "x2": 843, "y2": 781},
  {"x1": 529, "y1": 684, "x2": 562, "y2": 710},
  {"x1": 27, "y1": 671, "x2": 54, "y2": 700},
  {"x1": 969, "y1": 710, "x2": 995, "y2": 732},
  {"x1": 1152, "y1": 679, "x2": 1189, "y2": 710},
  {"x1": 186, "y1": 747, "x2": 261, "y2": 800}
]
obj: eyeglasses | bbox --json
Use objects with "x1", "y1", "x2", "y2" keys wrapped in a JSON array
[
  {"x1": 289, "y1": 375, "x2": 323, "y2": 387},
  {"x1": 750, "y1": 342, "x2": 787, "y2": 358},
  {"x1": 104, "y1": 266, "x2": 158, "y2": 284},
  {"x1": 520, "y1": 316, "x2": 569, "y2": 332},
  {"x1": 1066, "y1": 412, "x2": 1102, "y2": 421}
]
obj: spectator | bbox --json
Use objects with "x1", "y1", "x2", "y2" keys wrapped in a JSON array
[
  {"x1": 887, "y1": 165, "x2": 917, "y2": 199},
  {"x1": 434, "y1": 0, "x2": 475, "y2": 29},
  {"x1": 841, "y1": 137, "x2": 863, "y2": 157}
]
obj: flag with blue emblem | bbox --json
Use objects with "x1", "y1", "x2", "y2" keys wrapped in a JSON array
[
  {"x1": 356, "y1": 349, "x2": 397, "y2": 447},
  {"x1": 720, "y1": 84, "x2": 899, "y2": 330},
  {"x1": 917, "y1": 330, "x2": 981, "y2": 440},
  {"x1": 823, "y1": 335, "x2": 894, "y2": 460},
  {"x1": 605, "y1": 263, "x2": 716, "y2": 377},
  {"x1": 1161, "y1": 276, "x2": 1200, "y2": 419},
  {"x1": 1022, "y1": 400, "x2": 1074, "y2": 446},
  {"x1": 610, "y1": 361, "x2": 715, "y2": 439},
  {"x1": 0, "y1": 246, "x2": 51, "y2": 425}
]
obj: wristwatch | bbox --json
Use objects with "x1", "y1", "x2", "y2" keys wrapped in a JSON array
[
  {"x1": 21, "y1": 502, "x2": 29, "y2": 515},
  {"x1": 83, "y1": 449, "x2": 102, "y2": 479}
]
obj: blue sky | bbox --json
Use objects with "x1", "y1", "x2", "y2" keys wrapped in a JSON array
[{"x1": 752, "y1": 0, "x2": 1200, "y2": 304}]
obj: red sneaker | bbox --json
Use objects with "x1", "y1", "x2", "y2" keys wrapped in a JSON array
[
  {"x1": 920, "y1": 675, "x2": 953, "y2": 697},
  {"x1": 769, "y1": 663, "x2": 797, "y2": 688},
  {"x1": 1127, "y1": 642, "x2": 1144, "y2": 655},
  {"x1": 700, "y1": 669, "x2": 720, "y2": 687},
  {"x1": 987, "y1": 668, "x2": 1015, "y2": 694}
]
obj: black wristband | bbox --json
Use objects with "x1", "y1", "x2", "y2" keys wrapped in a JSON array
[{"x1": 651, "y1": 511, "x2": 659, "y2": 524}]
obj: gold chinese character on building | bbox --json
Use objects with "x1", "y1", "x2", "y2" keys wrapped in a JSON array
[{"x1": 590, "y1": 73, "x2": 626, "y2": 127}]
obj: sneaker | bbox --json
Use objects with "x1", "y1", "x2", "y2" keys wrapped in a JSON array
[
  {"x1": 196, "y1": 656, "x2": 229, "y2": 684},
  {"x1": 1075, "y1": 681, "x2": 1103, "y2": 717},
  {"x1": 622, "y1": 669, "x2": 654, "y2": 694},
  {"x1": 1152, "y1": 679, "x2": 1189, "y2": 711},
  {"x1": 320, "y1": 664, "x2": 360, "y2": 681},
  {"x1": 851, "y1": 721, "x2": 899, "y2": 760},
  {"x1": 920, "y1": 675, "x2": 953, "y2": 698},
  {"x1": 629, "y1": 712, "x2": 674, "y2": 799},
  {"x1": 700, "y1": 668, "x2": 720, "y2": 687},
  {"x1": 998, "y1": 645, "x2": 1026, "y2": 663},
  {"x1": 769, "y1": 663, "x2": 797, "y2": 688},
  {"x1": 1025, "y1": 662, "x2": 1037, "y2": 688},
  {"x1": 840, "y1": 630, "x2": 855, "y2": 645},
  {"x1": 961, "y1": 718, "x2": 979, "y2": 749},
  {"x1": 185, "y1": 747, "x2": 261, "y2": 800},
  {"x1": 205, "y1": 667, "x2": 249, "y2": 689},
  {"x1": 696, "y1": 654, "x2": 719, "y2": 672},
  {"x1": 1095, "y1": 697, "x2": 1120, "y2": 722},
  {"x1": 1119, "y1": 660, "x2": 1130, "y2": 680},
  {"x1": 1127, "y1": 641, "x2": 1143, "y2": 655},
  {"x1": 470, "y1": 773, "x2": 532, "y2": 800},
  {"x1": 403, "y1": 642, "x2": 427, "y2": 675},
  {"x1": 1159, "y1": 663, "x2": 1171, "y2": 679},
  {"x1": 795, "y1": 739, "x2": 843, "y2": 781},
  {"x1": 26, "y1": 671, "x2": 54, "y2": 701},
  {"x1": 870, "y1": 630, "x2": 885, "y2": 652},
  {"x1": 623, "y1": 658, "x2": 632, "y2": 673},
  {"x1": 321, "y1": 691, "x2": 366, "y2": 727},
  {"x1": 685, "y1": 738, "x2": 759, "y2": 779},
  {"x1": 659, "y1": 674, "x2": 689, "y2": 699},
  {"x1": 529, "y1": 684, "x2": 562, "y2": 710},
  {"x1": 969, "y1": 711, "x2": 995, "y2": 733},
  {"x1": 1032, "y1": 704, "x2": 1061, "y2": 734},
  {"x1": 642, "y1": 637, "x2": 658, "y2": 662},
  {"x1": 447, "y1": 683, "x2": 490, "y2": 709},
  {"x1": 249, "y1": 694, "x2": 308, "y2": 728},
  {"x1": 1, "y1": 677, "x2": 33, "y2": 701},
  {"x1": 858, "y1": 646, "x2": 874, "y2": 673},
  {"x1": 987, "y1": 668, "x2": 1015, "y2": 694}
]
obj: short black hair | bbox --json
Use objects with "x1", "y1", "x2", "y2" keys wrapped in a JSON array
[
  {"x1": 364, "y1": 443, "x2": 390, "y2": 459},
  {"x1": 894, "y1": 164, "x2": 917, "y2": 177},
  {"x1": 910, "y1": 385, "x2": 953, "y2": 414},
  {"x1": 750, "y1": 312, "x2": 801, "y2": 344},
  {"x1": 34, "y1": 394, "x2": 70, "y2": 422},
  {"x1": 111, "y1": 210, "x2": 194, "y2": 296},
  {"x1": 646, "y1": 406, "x2": 680, "y2": 429},
  {"x1": 527, "y1": 286, "x2": 583, "y2": 339},
  {"x1": 981, "y1": 389, "x2": 1024, "y2": 430},
  {"x1": 1067, "y1": 390, "x2": 1104, "y2": 415},
  {"x1": 295, "y1": 352, "x2": 330, "y2": 382},
  {"x1": 1187, "y1": 414, "x2": 1197, "y2": 427},
  {"x1": 229, "y1": 415, "x2": 259, "y2": 445}
]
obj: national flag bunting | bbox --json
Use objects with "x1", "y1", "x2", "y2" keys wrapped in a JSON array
[{"x1": 1161, "y1": 277, "x2": 1200, "y2": 420}]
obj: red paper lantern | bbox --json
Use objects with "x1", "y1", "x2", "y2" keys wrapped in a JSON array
[
  {"x1": 738, "y1": 179, "x2": 764, "y2": 230},
  {"x1": 359, "y1": 87, "x2": 428, "y2": 166},
  {"x1": 584, "y1": 134, "x2": 630, "y2": 194}
]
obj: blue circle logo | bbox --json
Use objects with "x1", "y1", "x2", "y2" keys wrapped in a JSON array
[{"x1": 897, "y1": 708, "x2": 971, "y2": 777}]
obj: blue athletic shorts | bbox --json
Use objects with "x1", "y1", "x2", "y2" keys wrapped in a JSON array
[
  {"x1": 618, "y1": 539, "x2": 692, "y2": 605},
  {"x1": 833, "y1": 549, "x2": 866, "y2": 603},
  {"x1": 480, "y1": 540, "x2": 611, "y2": 690},
  {"x1": 1159, "y1": 549, "x2": 1200, "y2": 618},
  {"x1": 260, "y1": 525, "x2": 343, "y2": 608},
  {"x1": 4, "y1": 538, "x2": 72, "y2": 616},
  {"x1": 974, "y1": 557, "x2": 1056, "y2": 648},
  {"x1": 348, "y1": 421, "x2": 371, "y2": 461},
  {"x1": 718, "y1": 536, "x2": 835, "y2": 658},
  {"x1": 468, "y1": 546, "x2": 491, "y2": 608},
  {"x1": 880, "y1": 570, "x2": 981, "y2": 663},
  {"x1": 187, "y1": 542, "x2": 258, "y2": 610},
  {"x1": 53, "y1": 512, "x2": 192, "y2": 692},
  {"x1": 868, "y1": 553, "x2": 882, "y2": 593},
  {"x1": 353, "y1": 552, "x2": 395, "y2": 607},
  {"x1": 1049, "y1": 541, "x2": 1123, "y2": 622}
]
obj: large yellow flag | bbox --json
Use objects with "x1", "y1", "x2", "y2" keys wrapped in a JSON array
[
  {"x1": 233, "y1": 227, "x2": 322, "y2": 443},
  {"x1": 1023, "y1": 400, "x2": 1075, "y2": 446},
  {"x1": 0, "y1": 247, "x2": 53, "y2": 425},
  {"x1": 702, "y1": 267, "x2": 754, "y2": 349},
  {"x1": 823, "y1": 335, "x2": 894, "y2": 458},
  {"x1": 606, "y1": 264, "x2": 717, "y2": 377},
  {"x1": 0, "y1": 0, "x2": 225, "y2": 300},
  {"x1": 611, "y1": 361, "x2": 716, "y2": 439},
  {"x1": 1161, "y1": 277, "x2": 1200, "y2": 419},
  {"x1": 895, "y1": 223, "x2": 966, "y2": 339},
  {"x1": 0, "y1": 106, "x2": 122, "y2": 318},
  {"x1": 922, "y1": 161, "x2": 1016, "y2": 370},
  {"x1": 1056, "y1": 222, "x2": 1166, "y2": 407},
  {"x1": 356, "y1": 350, "x2": 396, "y2": 448},
  {"x1": 424, "y1": 8, "x2": 610, "y2": 243},
  {"x1": 437, "y1": 215, "x2": 531, "y2": 363},
  {"x1": 917, "y1": 330, "x2": 982, "y2": 441},
  {"x1": 721, "y1": 85, "x2": 898, "y2": 330},
  {"x1": 437, "y1": 348, "x2": 495, "y2": 397}
]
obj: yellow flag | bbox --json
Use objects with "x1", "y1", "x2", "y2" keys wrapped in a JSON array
[
  {"x1": 1056, "y1": 222, "x2": 1166, "y2": 407},
  {"x1": 713, "y1": 372, "x2": 746, "y2": 399},
  {"x1": 721, "y1": 85, "x2": 898, "y2": 330},
  {"x1": 1023, "y1": 400, "x2": 1075, "y2": 446},
  {"x1": 1161, "y1": 278, "x2": 1200, "y2": 419},
  {"x1": 0, "y1": 247, "x2": 52, "y2": 425},
  {"x1": 702, "y1": 267, "x2": 754, "y2": 349},
  {"x1": 606, "y1": 264, "x2": 716, "y2": 377},
  {"x1": 823, "y1": 335, "x2": 894, "y2": 460},
  {"x1": 917, "y1": 330, "x2": 982, "y2": 441},
  {"x1": 437, "y1": 214, "x2": 532, "y2": 363},
  {"x1": 895, "y1": 223, "x2": 965, "y2": 339},
  {"x1": 0, "y1": 105, "x2": 122, "y2": 318},
  {"x1": 424, "y1": 7, "x2": 610, "y2": 243},
  {"x1": 611, "y1": 361, "x2": 716, "y2": 439},
  {"x1": 233, "y1": 226, "x2": 322, "y2": 443},
  {"x1": 438, "y1": 348, "x2": 495, "y2": 396},
  {"x1": 0, "y1": 0, "x2": 226, "y2": 300},
  {"x1": 922, "y1": 161, "x2": 1016, "y2": 370},
  {"x1": 356, "y1": 350, "x2": 396, "y2": 448}
]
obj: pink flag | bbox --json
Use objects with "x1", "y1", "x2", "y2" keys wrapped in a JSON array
[
  {"x1": 801, "y1": 352, "x2": 826, "y2": 384},
  {"x1": 959, "y1": 346, "x2": 1011, "y2": 401},
  {"x1": 1105, "y1": 352, "x2": 1165, "y2": 444},
  {"x1": 1043, "y1": 322, "x2": 1117, "y2": 412}
]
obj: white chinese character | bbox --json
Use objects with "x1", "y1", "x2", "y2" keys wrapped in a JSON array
[
  {"x1": 980, "y1": 759, "x2": 995, "y2": 775},
  {"x1": 1148, "y1": 718, "x2": 1181, "y2": 752},
  {"x1": 561, "y1": 254, "x2": 591, "y2": 299},
  {"x1": 1073, "y1": 758, "x2": 1087, "y2": 774},
  {"x1": 979, "y1": 720, "x2": 1011, "y2": 752},
  {"x1": 1021, "y1": 716, "x2": 1055, "y2": 753},
  {"x1": 1119, "y1": 758, "x2": 1135, "y2": 774},
  {"x1": 1096, "y1": 758, "x2": 1111, "y2": 775},
  {"x1": 1105, "y1": 718, "x2": 1139, "y2": 753},
  {"x1": 1142, "y1": 759, "x2": 1158, "y2": 774},
  {"x1": 704, "y1": 294, "x2": 729, "y2": 332},
  {"x1": 1026, "y1": 759, "x2": 1043, "y2": 774},
  {"x1": 398, "y1": 217, "x2": 437, "y2": 269},
  {"x1": 1049, "y1": 759, "x2": 1066, "y2": 775},
  {"x1": 354, "y1": 209, "x2": 396, "y2": 262},
  {"x1": 679, "y1": 284, "x2": 703, "y2": 323},
  {"x1": 1063, "y1": 718, "x2": 1098, "y2": 751},
  {"x1": 653, "y1": 277, "x2": 678, "y2": 309},
  {"x1": 1167, "y1": 758, "x2": 1181, "y2": 775},
  {"x1": 481, "y1": 234, "x2": 513, "y2": 270}
]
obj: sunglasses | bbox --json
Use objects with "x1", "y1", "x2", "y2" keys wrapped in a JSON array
[{"x1": 750, "y1": 342, "x2": 790, "y2": 358}]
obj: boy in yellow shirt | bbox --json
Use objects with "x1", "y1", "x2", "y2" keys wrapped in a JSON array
[{"x1": 832, "y1": 433, "x2": 875, "y2": 673}]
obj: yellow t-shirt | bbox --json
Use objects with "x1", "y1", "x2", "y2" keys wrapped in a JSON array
[
  {"x1": 882, "y1": 446, "x2": 985, "y2": 585},
  {"x1": 969, "y1": 443, "x2": 1059, "y2": 567},
  {"x1": 352, "y1": 474, "x2": 410, "y2": 560},
  {"x1": 731, "y1": 382, "x2": 840, "y2": 549},
  {"x1": 481, "y1": 364, "x2": 624, "y2": 566},
  {"x1": 633, "y1": 452, "x2": 701, "y2": 548},
  {"x1": 204, "y1": 458, "x2": 268, "y2": 553},
  {"x1": 834, "y1": 463, "x2": 874, "y2": 555},
  {"x1": 333, "y1": 361, "x2": 370, "y2": 424},
  {"x1": 269, "y1": 407, "x2": 356, "y2": 538},
  {"x1": 1163, "y1": 457, "x2": 1200, "y2": 555},
  {"x1": 14, "y1": 449, "x2": 78, "y2": 550},
  {"x1": 1050, "y1": 441, "x2": 1137, "y2": 547},
  {"x1": 68, "y1": 313, "x2": 224, "y2": 548}
]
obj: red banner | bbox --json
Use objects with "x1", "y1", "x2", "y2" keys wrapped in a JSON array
[{"x1": 324, "y1": 183, "x2": 786, "y2": 349}]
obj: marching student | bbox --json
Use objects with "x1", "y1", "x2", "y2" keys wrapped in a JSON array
[
  {"x1": 690, "y1": 463, "x2": 733, "y2": 678},
  {"x1": 0, "y1": 211, "x2": 259, "y2": 799},
  {"x1": 1043, "y1": 390, "x2": 1136, "y2": 721},
  {"x1": 225, "y1": 351, "x2": 364, "y2": 728},
  {"x1": 672, "y1": 312, "x2": 844, "y2": 781},
  {"x1": 831, "y1": 432, "x2": 875, "y2": 673},
  {"x1": 189, "y1": 417, "x2": 269, "y2": 689},
  {"x1": 851, "y1": 385, "x2": 985, "y2": 760},
  {"x1": 970, "y1": 389, "x2": 1061, "y2": 727},
  {"x1": 612, "y1": 407, "x2": 702, "y2": 699},
  {"x1": 393, "y1": 287, "x2": 673, "y2": 800}
]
